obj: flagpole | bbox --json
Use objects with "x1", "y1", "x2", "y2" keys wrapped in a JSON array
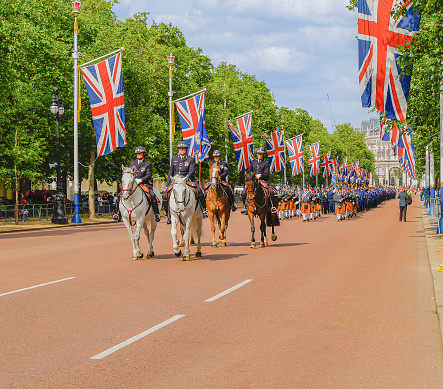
[
  {"x1": 425, "y1": 144, "x2": 430, "y2": 210},
  {"x1": 438, "y1": 77, "x2": 443, "y2": 234},
  {"x1": 429, "y1": 142, "x2": 435, "y2": 216},
  {"x1": 79, "y1": 47, "x2": 125, "y2": 68},
  {"x1": 168, "y1": 54, "x2": 175, "y2": 163},
  {"x1": 233, "y1": 111, "x2": 253, "y2": 120},
  {"x1": 71, "y1": 1, "x2": 82, "y2": 223},
  {"x1": 223, "y1": 83, "x2": 228, "y2": 183},
  {"x1": 174, "y1": 88, "x2": 206, "y2": 103}
]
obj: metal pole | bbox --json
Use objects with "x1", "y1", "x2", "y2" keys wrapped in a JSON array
[
  {"x1": 438, "y1": 77, "x2": 443, "y2": 234},
  {"x1": 168, "y1": 57, "x2": 174, "y2": 163},
  {"x1": 223, "y1": 83, "x2": 228, "y2": 183},
  {"x1": 71, "y1": 4, "x2": 81, "y2": 223},
  {"x1": 426, "y1": 144, "x2": 430, "y2": 209},
  {"x1": 429, "y1": 142, "x2": 435, "y2": 216}
]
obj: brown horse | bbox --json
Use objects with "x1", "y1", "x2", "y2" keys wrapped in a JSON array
[
  {"x1": 206, "y1": 161, "x2": 231, "y2": 247},
  {"x1": 244, "y1": 171, "x2": 279, "y2": 248}
]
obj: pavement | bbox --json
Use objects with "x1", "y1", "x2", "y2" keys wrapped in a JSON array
[{"x1": 421, "y1": 200, "x2": 443, "y2": 349}]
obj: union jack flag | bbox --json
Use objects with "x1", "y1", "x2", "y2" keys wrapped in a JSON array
[
  {"x1": 321, "y1": 152, "x2": 333, "y2": 178},
  {"x1": 80, "y1": 52, "x2": 126, "y2": 157},
  {"x1": 398, "y1": 127, "x2": 415, "y2": 175},
  {"x1": 308, "y1": 142, "x2": 320, "y2": 177},
  {"x1": 175, "y1": 91, "x2": 210, "y2": 161},
  {"x1": 354, "y1": 160, "x2": 362, "y2": 176},
  {"x1": 229, "y1": 112, "x2": 253, "y2": 171},
  {"x1": 265, "y1": 130, "x2": 286, "y2": 173},
  {"x1": 285, "y1": 135, "x2": 304, "y2": 176},
  {"x1": 358, "y1": 0, "x2": 421, "y2": 122}
]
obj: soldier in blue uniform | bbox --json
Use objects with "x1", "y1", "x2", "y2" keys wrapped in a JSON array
[
  {"x1": 241, "y1": 147, "x2": 277, "y2": 214},
  {"x1": 128, "y1": 146, "x2": 161, "y2": 222},
  {"x1": 202, "y1": 150, "x2": 237, "y2": 212},
  {"x1": 163, "y1": 141, "x2": 208, "y2": 224}
]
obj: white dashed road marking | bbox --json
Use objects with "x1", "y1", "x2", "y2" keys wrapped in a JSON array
[
  {"x1": 205, "y1": 279, "x2": 253, "y2": 302},
  {"x1": 0, "y1": 277, "x2": 76, "y2": 297}
]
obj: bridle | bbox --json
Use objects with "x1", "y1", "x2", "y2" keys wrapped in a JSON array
[
  {"x1": 120, "y1": 172, "x2": 145, "y2": 226},
  {"x1": 245, "y1": 178, "x2": 267, "y2": 210},
  {"x1": 207, "y1": 167, "x2": 227, "y2": 208},
  {"x1": 169, "y1": 180, "x2": 191, "y2": 226}
]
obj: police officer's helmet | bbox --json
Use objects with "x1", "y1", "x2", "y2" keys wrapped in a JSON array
[
  {"x1": 256, "y1": 147, "x2": 265, "y2": 154},
  {"x1": 177, "y1": 141, "x2": 189, "y2": 149},
  {"x1": 213, "y1": 150, "x2": 221, "y2": 157},
  {"x1": 135, "y1": 146, "x2": 146, "y2": 154}
]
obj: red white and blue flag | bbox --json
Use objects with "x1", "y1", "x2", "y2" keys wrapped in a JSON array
[
  {"x1": 308, "y1": 142, "x2": 320, "y2": 177},
  {"x1": 354, "y1": 160, "x2": 362, "y2": 176},
  {"x1": 285, "y1": 135, "x2": 304, "y2": 176},
  {"x1": 321, "y1": 152, "x2": 333, "y2": 178},
  {"x1": 229, "y1": 112, "x2": 253, "y2": 171},
  {"x1": 265, "y1": 130, "x2": 286, "y2": 173},
  {"x1": 358, "y1": 0, "x2": 421, "y2": 122},
  {"x1": 80, "y1": 52, "x2": 126, "y2": 157},
  {"x1": 175, "y1": 91, "x2": 210, "y2": 162}
]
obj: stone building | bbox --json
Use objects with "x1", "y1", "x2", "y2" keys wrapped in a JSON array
[{"x1": 360, "y1": 118, "x2": 417, "y2": 187}]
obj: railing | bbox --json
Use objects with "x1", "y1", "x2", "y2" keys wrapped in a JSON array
[{"x1": 0, "y1": 202, "x2": 116, "y2": 223}]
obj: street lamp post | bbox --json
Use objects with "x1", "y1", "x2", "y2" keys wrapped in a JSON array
[
  {"x1": 168, "y1": 53, "x2": 175, "y2": 163},
  {"x1": 223, "y1": 83, "x2": 228, "y2": 182},
  {"x1": 50, "y1": 87, "x2": 68, "y2": 224}
]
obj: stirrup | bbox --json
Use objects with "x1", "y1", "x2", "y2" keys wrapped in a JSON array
[
  {"x1": 241, "y1": 208, "x2": 248, "y2": 215},
  {"x1": 271, "y1": 206, "x2": 277, "y2": 214},
  {"x1": 155, "y1": 214, "x2": 161, "y2": 222},
  {"x1": 166, "y1": 217, "x2": 171, "y2": 225},
  {"x1": 202, "y1": 210, "x2": 209, "y2": 219},
  {"x1": 231, "y1": 204, "x2": 237, "y2": 211}
]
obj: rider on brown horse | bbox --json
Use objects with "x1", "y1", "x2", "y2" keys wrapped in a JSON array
[
  {"x1": 202, "y1": 149, "x2": 237, "y2": 212},
  {"x1": 241, "y1": 147, "x2": 278, "y2": 215},
  {"x1": 128, "y1": 146, "x2": 161, "y2": 222}
]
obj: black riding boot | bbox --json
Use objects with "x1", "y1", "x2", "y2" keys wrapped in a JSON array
[
  {"x1": 241, "y1": 190, "x2": 248, "y2": 215},
  {"x1": 198, "y1": 192, "x2": 208, "y2": 218},
  {"x1": 227, "y1": 189, "x2": 237, "y2": 211},
  {"x1": 162, "y1": 197, "x2": 171, "y2": 224}
]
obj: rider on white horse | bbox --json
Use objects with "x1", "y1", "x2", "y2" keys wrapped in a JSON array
[
  {"x1": 129, "y1": 146, "x2": 161, "y2": 222},
  {"x1": 163, "y1": 141, "x2": 208, "y2": 224}
]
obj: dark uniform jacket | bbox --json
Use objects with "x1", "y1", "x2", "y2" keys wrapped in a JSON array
[
  {"x1": 300, "y1": 190, "x2": 311, "y2": 203},
  {"x1": 249, "y1": 159, "x2": 270, "y2": 182},
  {"x1": 202, "y1": 160, "x2": 229, "y2": 182},
  {"x1": 129, "y1": 159, "x2": 153, "y2": 189},
  {"x1": 167, "y1": 154, "x2": 196, "y2": 186}
]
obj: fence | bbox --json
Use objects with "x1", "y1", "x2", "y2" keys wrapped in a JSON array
[{"x1": 0, "y1": 202, "x2": 115, "y2": 223}]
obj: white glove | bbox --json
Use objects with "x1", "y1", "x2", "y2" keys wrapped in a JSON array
[
  {"x1": 135, "y1": 178, "x2": 142, "y2": 185},
  {"x1": 256, "y1": 174, "x2": 261, "y2": 179}
]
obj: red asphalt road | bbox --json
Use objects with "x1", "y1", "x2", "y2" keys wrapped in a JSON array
[{"x1": 1, "y1": 197, "x2": 442, "y2": 388}]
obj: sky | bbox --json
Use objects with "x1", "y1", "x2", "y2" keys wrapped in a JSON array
[{"x1": 112, "y1": 0, "x2": 375, "y2": 132}]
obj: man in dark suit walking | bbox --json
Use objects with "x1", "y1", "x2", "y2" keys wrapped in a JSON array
[{"x1": 398, "y1": 187, "x2": 409, "y2": 222}]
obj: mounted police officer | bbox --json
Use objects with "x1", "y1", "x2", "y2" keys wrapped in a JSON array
[
  {"x1": 129, "y1": 146, "x2": 161, "y2": 222},
  {"x1": 202, "y1": 149, "x2": 237, "y2": 212},
  {"x1": 241, "y1": 147, "x2": 277, "y2": 214},
  {"x1": 163, "y1": 141, "x2": 208, "y2": 224}
]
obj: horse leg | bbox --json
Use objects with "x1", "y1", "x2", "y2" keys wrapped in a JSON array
[
  {"x1": 219, "y1": 212, "x2": 227, "y2": 246},
  {"x1": 209, "y1": 210, "x2": 217, "y2": 248},
  {"x1": 179, "y1": 223, "x2": 185, "y2": 247},
  {"x1": 260, "y1": 217, "x2": 267, "y2": 247},
  {"x1": 132, "y1": 220, "x2": 144, "y2": 260},
  {"x1": 183, "y1": 220, "x2": 192, "y2": 261},
  {"x1": 249, "y1": 214, "x2": 256, "y2": 248},
  {"x1": 122, "y1": 216, "x2": 139, "y2": 260},
  {"x1": 171, "y1": 217, "x2": 182, "y2": 257},
  {"x1": 195, "y1": 218, "x2": 203, "y2": 257},
  {"x1": 142, "y1": 222, "x2": 151, "y2": 258}
]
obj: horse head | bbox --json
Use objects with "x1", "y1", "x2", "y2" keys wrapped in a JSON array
[
  {"x1": 121, "y1": 164, "x2": 136, "y2": 199},
  {"x1": 171, "y1": 174, "x2": 188, "y2": 208},
  {"x1": 209, "y1": 161, "x2": 220, "y2": 186},
  {"x1": 245, "y1": 171, "x2": 257, "y2": 200}
]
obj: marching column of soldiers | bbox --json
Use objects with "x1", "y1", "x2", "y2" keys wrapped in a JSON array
[{"x1": 122, "y1": 144, "x2": 397, "y2": 224}]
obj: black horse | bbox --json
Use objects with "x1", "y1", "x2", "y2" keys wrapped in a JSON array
[{"x1": 244, "y1": 172, "x2": 279, "y2": 248}]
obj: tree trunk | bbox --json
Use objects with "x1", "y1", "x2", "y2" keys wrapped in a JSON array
[{"x1": 88, "y1": 147, "x2": 96, "y2": 219}]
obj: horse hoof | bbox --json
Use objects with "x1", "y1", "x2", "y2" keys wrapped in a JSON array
[
  {"x1": 146, "y1": 253, "x2": 151, "y2": 259},
  {"x1": 219, "y1": 240, "x2": 226, "y2": 246},
  {"x1": 174, "y1": 250, "x2": 182, "y2": 257},
  {"x1": 151, "y1": 251, "x2": 154, "y2": 257},
  {"x1": 183, "y1": 254, "x2": 191, "y2": 261},
  {"x1": 264, "y1": 241, "x2": 269, "y2": 247},
  {"x1": 196, "y1": 251, "x2": 202, "y2": 258},
  {"x1": 250, "y1": 243, "x2": 256, "y2": 248},
  {"x1": 259, "y1": 242, "x2": 264, "y2": 248},
  {"x1": 211, "y1": 243, "x2": 218, "y2": 248},
  {"x1": 132, "y1": 253, "x2": 142, "y2": 261},
  {"x1": 271, "y1": 234, "x2": 277, "y2": 241}
]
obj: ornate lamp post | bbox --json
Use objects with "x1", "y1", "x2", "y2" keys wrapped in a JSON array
[
  {"x1": 168, "y1": 53, "x2": 175, "y2": 162},
  {"x1": 50, "y1": 87, "x2": 68, "y2": 224}
]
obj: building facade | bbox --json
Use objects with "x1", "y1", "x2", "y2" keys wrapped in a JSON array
[{"x1": 360, "y1": 118, "x2": 417, "y2": 187}]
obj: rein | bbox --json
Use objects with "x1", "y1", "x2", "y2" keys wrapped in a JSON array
[
  {"x1": 120, "y1": 176, "x2": 145, "y2": 226},
  {"x1": 169, "y1": 183, "x2": 191, "y2": 226},
  {"x1": 246, "y1": 180, "x2": 267, "y2": 211},
  {"x1": 207, "y1": 178, "x2": 227, "y2": 210}
]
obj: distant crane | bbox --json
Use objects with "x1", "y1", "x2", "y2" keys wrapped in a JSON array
[{"x1": 326, "y1": 94, "x2": 337, "y2": 133}]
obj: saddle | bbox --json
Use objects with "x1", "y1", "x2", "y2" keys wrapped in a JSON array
[
  {"x1": 139, "y1": 184, "x2": 152, "y2": 202},
  {"x1": 165, "y1": 181, "x2": 199, "y2": 200}
]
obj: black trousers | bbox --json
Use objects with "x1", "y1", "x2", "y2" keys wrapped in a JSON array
[{"x1": 399, "y1": 205, "x2": 407, "y2": 221}]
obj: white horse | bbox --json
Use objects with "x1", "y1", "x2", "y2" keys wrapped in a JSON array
[
  {"x1": 119, "y1": 165, "x2": 157, "y2": 260},
  {"x1": 169, "y1": 175, "x2": 203, "y2": 261}
]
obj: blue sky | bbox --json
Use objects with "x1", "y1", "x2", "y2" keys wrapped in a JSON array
[{"x1": 112, "y1": 0, "x2": 375, "y2": 131}]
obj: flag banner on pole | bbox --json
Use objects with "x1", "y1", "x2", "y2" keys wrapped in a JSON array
[
  {"x1": 285, "y1": 135, "x2": 304, "y2": 176},
  {"x1": 397, "y1": 127, "x2": 415, "y2": 175},
  {"x1": 80, "y1": 52, "x2": 126, "y2": 157},
  {"x1": 354, "y1": 160, "x2": 361, "y2": 176},
  {"x1": 321, "y1": 152, "x2": 332, "y2": 178},
  {"x1": 229, "y1": 112, "x2": 253, "y2": 171},
  {"x1": 308, "y1": 142, "x2": 320, "y2": 177},
  {"x1": 175, "y1": 90, "x2": 210, "y2": 161},
  {"x1": 358, "y1": 0, "x2": 421, "y2": 122},
  {"x1": 265, "y1": 129, "x2": 286, "y2": 173}
]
